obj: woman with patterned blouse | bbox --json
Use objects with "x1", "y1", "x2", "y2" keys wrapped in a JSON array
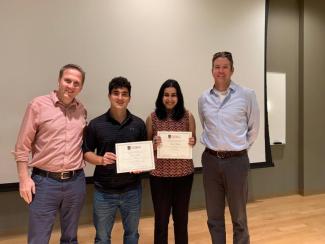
[{"x1": 146, "y1": 79, "x2": 196, "y2": 244}]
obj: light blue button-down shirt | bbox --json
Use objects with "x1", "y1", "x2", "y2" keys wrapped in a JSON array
[{"x1": 198, "y1": 81, "x2": 260, "y2": 151}]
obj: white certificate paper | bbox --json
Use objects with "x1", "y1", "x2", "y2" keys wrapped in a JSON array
[
  {"x1": 157, "y1": 131, "x2": 192, "y2": 159},
  {"x1": 115, "y1": 141, "x2": 155, "y2": 173}
]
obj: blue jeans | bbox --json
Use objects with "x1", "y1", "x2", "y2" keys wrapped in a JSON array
[
  {"x1": 93, "y1": 185, "x2": 142, "y2": 244},
  {"x1": 28, "y1": 170, "x2": 86, "y2": 244}
]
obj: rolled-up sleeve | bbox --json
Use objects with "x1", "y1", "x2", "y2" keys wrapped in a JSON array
[{"x1": 13, "y1": 102, "x2": 39, "y2": 164}]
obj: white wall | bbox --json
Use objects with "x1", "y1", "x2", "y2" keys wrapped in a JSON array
[{"x1": 0, "y1": 0, "x2": 266, "y2": 183}]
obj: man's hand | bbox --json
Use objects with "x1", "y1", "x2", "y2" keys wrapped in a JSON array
[
  {"x1": 102, "y1": 152, "x2": 116, "y2": 165},
  {"x1": 19, "y1": 176, "x2": 35, "y2": 204}
]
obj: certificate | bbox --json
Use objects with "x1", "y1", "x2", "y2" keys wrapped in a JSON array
[
  {"x1": 115, "y1": 141, "x2": 155, "y2": 173},
  {"x1": 157, "y1": 131, "x2": 192, "y2": 159}
]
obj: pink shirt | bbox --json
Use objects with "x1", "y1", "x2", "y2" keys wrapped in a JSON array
[{"x1": 13, "y1": 91, "x2": 87, "y2": 172}]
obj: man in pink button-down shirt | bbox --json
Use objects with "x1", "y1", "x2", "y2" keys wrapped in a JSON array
[{"x1": 13, "y1": 64, "x2": 87, "y2": 244}]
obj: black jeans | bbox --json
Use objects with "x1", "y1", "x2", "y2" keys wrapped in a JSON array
[{"x1": 150, "y1": 174, "x2": 194, "y2": 244}]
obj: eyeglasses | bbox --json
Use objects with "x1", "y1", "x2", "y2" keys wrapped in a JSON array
[{"x1": 213, "y1": 51, "x2": 233, "y2": 59}]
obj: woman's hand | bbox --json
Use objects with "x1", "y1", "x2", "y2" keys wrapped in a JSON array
[
  {"x1": 153, "y1": 135, "x2": 162, "y2": 150},
  {"x1": 189, "y1": 137, "x2": 196, "y2": 146}
]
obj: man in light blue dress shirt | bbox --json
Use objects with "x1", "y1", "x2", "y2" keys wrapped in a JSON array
[{"x1": 198, "y1": 51, "x2": 260, "y2": 244}]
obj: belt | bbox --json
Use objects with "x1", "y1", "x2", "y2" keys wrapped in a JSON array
[
  {"x1": 32, "y1": 168, "x2": 83, "y2": 181},
  {"x1": 205, "y1": 148, "x2": 247, "y2": 159}
]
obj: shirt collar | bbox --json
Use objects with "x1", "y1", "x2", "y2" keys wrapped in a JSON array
[
  {"x1": 209, "y1": 81, "x2": 237, "y2": 96},
  {"x1": 106, "y1": 109, "x2": 132, "y2": 125}
]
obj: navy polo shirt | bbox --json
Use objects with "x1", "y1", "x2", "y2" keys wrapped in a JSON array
[{"x1": 83, "y1": 110, "x2": 147, "y2": 193}]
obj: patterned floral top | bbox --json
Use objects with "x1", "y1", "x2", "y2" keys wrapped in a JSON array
[{"x1": 150, "y1": 111, "x2": 194, "y2": 177}]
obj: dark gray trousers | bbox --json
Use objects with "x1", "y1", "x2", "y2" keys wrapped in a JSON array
[{"x1": 202, "y1": 150, "x2": 250, "y2": 244}]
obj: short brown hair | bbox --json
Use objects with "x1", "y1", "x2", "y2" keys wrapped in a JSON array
[
  {"x1": 212, "y1": 51, "x2": 233, "y2": 69},
  {"x1": 59, "y1": 64, "x2": 86, "y2": 84}
]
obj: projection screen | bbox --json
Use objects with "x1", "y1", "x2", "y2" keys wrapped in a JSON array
[{"x1": 0, "y1": 0, "x2": 268, "y2": 185}]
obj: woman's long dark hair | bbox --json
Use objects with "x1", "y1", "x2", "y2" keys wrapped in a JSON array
[{"x1": 155, "y1": 79, "x2": 185, "y2": 121}]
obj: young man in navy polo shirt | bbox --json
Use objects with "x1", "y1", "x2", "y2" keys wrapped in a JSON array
[{"x1": 83, "y1": 77, "x2": 146, "y2": 244}]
